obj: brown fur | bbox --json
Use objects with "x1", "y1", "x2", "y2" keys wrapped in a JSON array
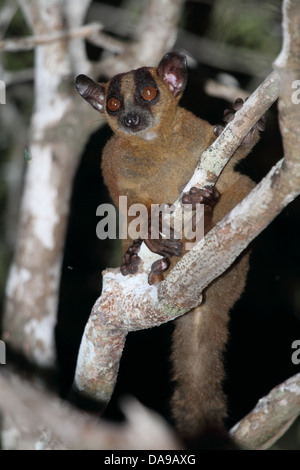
[{"x1": 76, "y1": 53, "x2": 260, "y2": 447}]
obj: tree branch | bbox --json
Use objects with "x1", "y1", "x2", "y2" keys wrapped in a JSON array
[
  {"x1": 177, "y1": 30, "x2": 274, "y2": 78},
  {"x1": 3, "y1": 0, "x2": 184, "y2": 371},
  {"x1": 273, "y1": 0, "x2": 300, "y2": 166},
  {"x1": 230, "y1": 373, "x2": 300, "y2": 449},
  {"x1": 3, "y1": 68, "x2": 34, "y2": 85},
  {"x1": 2, "y1": 0, "x2": 299, "y2": 450},
  {"x1": 0, "y1": 23, "x2": 103, "y2": 51},
  {"x1": 63, "y1": 0, "x2": 95, "y2": 78},
  {"x1": 0, "y1": 0, "x2": 17, "y2": 38},
  {"x1": 74, "y1": 70, "x2": 285, "y2": 403},
  {"x1": 0, "y1": 21, "x2": 125, "y2": 57},
  {"x1": 0, "y1": 370, "x2": 180, "y2": 450},
  {"x1": 86, "y1": 2, "x2": 275, "y2": 78},
  {"x1": 204, "y1": 78, "x2": 249, "y2": 102},
  {"x1": 1, "y1": 369, "x2": 298, "y2": 450},
  {"x1": 3, "y1": 0, "x2": 104, "y2": 366},
  {"x1": 173, "y1": 70, "x2": 279, "y2": 203},
  {"x1": 94, "y1": 0, "x2": 185, "y2": 77},
  {"x1": 75, "y1": 0, "x2": 300, "y2": 411}
]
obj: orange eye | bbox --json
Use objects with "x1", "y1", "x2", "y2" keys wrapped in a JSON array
[
  {"x1": 107, "y1": 97, "x2": 121, "y2": 112},
  {"x1": 142, "y1": 86, "x2": 158, "y2": 101}
]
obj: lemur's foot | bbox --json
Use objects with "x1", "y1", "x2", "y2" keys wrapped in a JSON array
[
  {"x1": 182, "y1": 185, "x2": 220, "y2": 213},
  {"x1": 145, "y1": 207, "x2": 182, "y2": 283},
  {"x1": 148, "y1": 258, "x2": 170, "y2": 285},
  {"x1": 121, "y1": 239, "x2": 142, "y2": 275},
  {"x1": 214, "y1": 97, "x2": 266, "y2": 144},
  {"x1": 145, "y1": 237, "x2": 182, "y2": 258},
  {"x1": 145, "y1": 207, "x2": 182, "y2": 257}
]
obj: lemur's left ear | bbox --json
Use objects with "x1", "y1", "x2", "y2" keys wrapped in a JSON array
[
  {"x1": 157, "y1": 51, "x2": 187, "y2": 97},
  {"x1": 76, "y1": 75, "x2": 106, "y2": 113}
]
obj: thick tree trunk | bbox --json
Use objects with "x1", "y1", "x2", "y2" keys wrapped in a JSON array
[{"x1": 3, "y1": 0, "x2": 98, "y2": 366}]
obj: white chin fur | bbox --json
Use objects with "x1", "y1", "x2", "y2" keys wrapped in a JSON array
[{"x1": 142, "y1": 131, "x2": 158, "y2": 141}]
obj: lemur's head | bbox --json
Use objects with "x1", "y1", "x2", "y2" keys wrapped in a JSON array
[{"x1": 75, "y1": 51, "x2": 187, "y2": 141}]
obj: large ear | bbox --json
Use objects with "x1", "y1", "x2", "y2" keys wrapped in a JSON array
[
  {"x1": 157, "y1": 51, "x2": 187, "y2": 97},
  {"x1": 75, "y1": 74, "x2": 106, "y2": 112}
]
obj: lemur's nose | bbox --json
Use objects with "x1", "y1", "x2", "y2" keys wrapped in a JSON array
[{"x1": 124, "y1": 113, "x2": 140, "y2": 128}]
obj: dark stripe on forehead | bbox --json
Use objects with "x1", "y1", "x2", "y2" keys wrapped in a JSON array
[
  {"x1": 133, "y1": 67, "x2": 157, "y2": 92},
  {"x1": 107, "y1": 73, "x2": 124, "y2": 100}
]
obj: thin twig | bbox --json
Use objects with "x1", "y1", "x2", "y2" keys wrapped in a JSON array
[
  {"x1": 177, "y1": 30, "x2": 274, "y2": 78},
  {"x1": 204, "y1": 78, "x2": 249, "y2": 102},
  {"x1": 3, "y1": 68, "x2": 34, "y2": 85},
  {"x1": 94, "y1": 0, "x2": 185, "y2": 77},
  {"x1": 0, "y1": 22, "x2": 103, "y2": 51},
  {"x1": 87, "y1": 31, "x2": 125, "y2": 54}
]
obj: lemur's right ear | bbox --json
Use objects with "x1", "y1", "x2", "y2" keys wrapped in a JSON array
[
  {"x1": 76, "y1": 75, "x2": 106, "y2": 112},
  {"x1": 157, "y1": 51, "x2": 187, "y2": 97}
]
